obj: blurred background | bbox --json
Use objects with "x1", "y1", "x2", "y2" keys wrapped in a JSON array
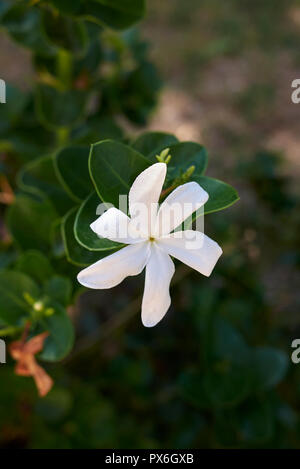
[{"x1": 1, "y1": 0, "x2": 300, "y2": 448}]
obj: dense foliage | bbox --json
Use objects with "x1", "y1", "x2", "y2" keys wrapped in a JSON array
[{"x1": 0, "y1": 0, "x2": 299, "y2": 449}]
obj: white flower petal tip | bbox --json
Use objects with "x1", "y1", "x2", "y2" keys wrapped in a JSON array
[
  {"x1": 141, "y1": 315, "x2": 168, "y2": 328},
  {"x1": 141, "y1": 244, "x2": 174, "y2": 328},
  {"x1": 128, "y1": 162, "x2": 167, "y2": 237},
  {"x1": 159, "y1": 231, "x2": 223, "y2": 278},
  {"x1": 129, "y1": 162, "x2": 167, "y2": 212},
  {"x1": 202, "y1": 243, "x2": 222, "y2": 277}
]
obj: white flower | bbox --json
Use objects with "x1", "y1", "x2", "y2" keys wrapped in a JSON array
[{"x1": 77, "y1": 163, "x2": 222, "y2": 327}]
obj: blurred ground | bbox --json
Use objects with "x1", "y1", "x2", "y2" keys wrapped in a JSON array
[{"x1": 143, "y1": 0, "x2": 300, "y2": 184}]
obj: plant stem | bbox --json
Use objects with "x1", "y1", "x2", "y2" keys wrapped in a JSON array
[
  {"x1": 57, "y1": 127, "x2": 70, "y2": 146},
  {"x1": 57, "y1": 49, "x2": 72, "y2": 89},
  {"x1": 56, "y1": 49, "x2": 72, "y2": 145}
]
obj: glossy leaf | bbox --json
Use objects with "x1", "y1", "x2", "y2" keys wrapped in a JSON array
[
  {"x1": 89, "y1": 140, "x2": 150, "y2": 207},
  {"x1": 39, "y1": 301, "x2": 75, "y2": 361},
  {"x1": 195, "y1": 176, "x2": 240, "y2": 215},
  {"x1": 185, "y1": 176, "x2": 240, "y2": 228},
  {"x1": 83, "y1": 0, "x2": 146, "y2": 30},
  {"x1": 61, "y1": 208, "x2": 103, "y2": 266},
  {"x1": 43, "y1": 11, "x2": 87, "y2": 56},
  {"x1": 2, "y1": 3, "x2": 54, "y2": 55},
  {"x1": 44, "y1": 276, "x2": 72, "y2": 307},
  {"x1": 74, "y1": 192, "x2": 121, "y2": 251},
  {"x1": 6, "y1": 95, "x2": 53, "y2": 161},
  {"x1": 72, "y1": 116, "x2": 123, "y2": 145},
  {"x1": 115, "y1": 62, "x2": 161, "y2": 125},
  {"x1": 36, "y1": 84, "x2": 86, "y2": 130},
  {"x1": 6, "y1": 193, "x2": 58, "y2": 252},
  {"x1": 18, "y1": 154, "x2": 74, "y2": 215},
  {"x1": 54, "y1": 145, "x2": 93, "y2": 202},
  {"x1": 50, "y1": 218, "x2": 65, "y2": 259},
  {"x1": 166, "y1": 142, "x2": 208, "y2": 182},
  {"x1": 132, "y1": 131, "x2": 179, "y2": 160},
  {"x1": 15, "y1": 250, "x2": 54, "y2": 285}
]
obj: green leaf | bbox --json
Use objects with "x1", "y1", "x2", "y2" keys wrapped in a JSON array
[
  {"x1": 202, "y1": 318, "x2": 252, "y2": 408},
  {"x1": 18, "y1": 154, "x2": 74, "y2": 215},
  {"x1": 0, "y1": 1, "x2": 12, "y2": 20},
  {"x1": 6, "y1": 193, "x2": 58, "y2": 252},
  {"x1": 36, "y1": 84, "x2": 86, "y2": 130},
  {"x1": 50, "y1": 218, "x2": 65, "y2": 258},
  {"x1": 215, "y1": 400, "x2": 274, "y2": 447},
  {"x1": 212, "y1": 317, "x2": 249, "y2": 363},
  {"x1": 47, "y1": 0, "x2": 82, "y2": 15},
  {"x1": 111, "y1": 62, "x2": 161, "y2": 125},
  {"x1": 166, "y1": 142, "x2": 208, "y2": 181},
  {"x1": 61, "y1": 207, "x2": 104, "y2": 266},
  {"x1": 5, "y1": 95, "x2": 53, "y2": 161},
  {"x1": 89, "y1": 140, "x2": 150, "y2": 207},
  {"x1": 15, "y1": 250, "x2": 54, "y2": 285},
  {"x1": 2, "y1": 3, "x2": 55, "y2": 55},
  {"x1": 195, "y1": 176, "x2": 240, "y2": 215},
  {"x1": 132, "y1": 132, "x2": 179, "y2": 160},
  {"x1": 72, "y1": 116, "x2": 124, "y2": 145},
  {"x1": 203, "y1": 364, "x2": 252, "y2": 408},
  {"x1": 83, "y1": 0, "x2": 146, "y2": 30},
  {"x1": 250, "y1": 347, "x2": 289, "y2": 392},
  {"x1": 54, "y1": 145, "x2": 93, "y2": 202},
  {"x1": 44, "y1": 276, "x2": 72, "y2": 306},
  {"x1": 74, "y1": 192, "x2": 121, "y2": 251},
  {"x1": 42, "y1": 11, "x2": 87, "y2": 56},
  {"x1": 39, "y1": 301, "x2": 74, "y2": 361},
  {"x1": 238, "y1": 399, "x2": 274, "y2": 444},
  {"x1": 184, "y1": 176, "x2": 240, "y2": 228},
  {"x1": 0, "y1": 249, "x2": 17, "y2": 271},
  {"x1": 0, "y1": 271, "x2": 39, "y2": 325}
]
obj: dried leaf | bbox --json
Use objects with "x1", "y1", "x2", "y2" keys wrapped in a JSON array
[{"x1": 10, "y1": 332, "x2": 54, "y2": 397}]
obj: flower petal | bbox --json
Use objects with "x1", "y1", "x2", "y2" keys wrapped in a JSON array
[
  {"x1": 155, "y1": 181, "x2": 208, "y2": 236},
  {"x1": 90, "y1": 207, "x2": 145, "y2": 244},
  {"x1": 77, "y1": 242, "x2": 150, "y2": 289},
  {"x1": 141, "y1": 243, "x2": 175, "y2": 327},
  {"x1": 129, "y1": 163, "x2": 167, "y2": 236},
  {"x1": 158, "y1": 230, "x2": 222, "y2": 277}
]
